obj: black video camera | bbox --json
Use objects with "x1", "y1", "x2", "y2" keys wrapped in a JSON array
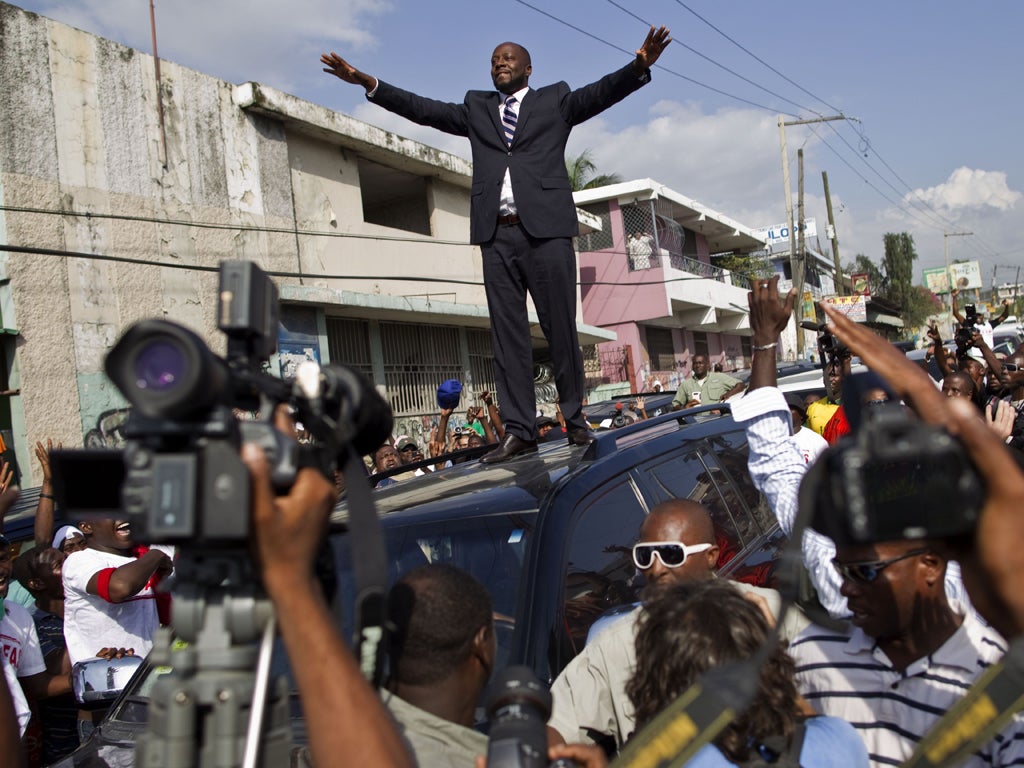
[
  {"x1": 50, "y1": 260, "x2": 392, "y2": 544},
  {"x1": 801, "y1": 320, "x2": 850, "y2": 372},
  {"x1": 955, "y1": 304, "x2": 978, "y2": 357},
  {"x1": 486, "y1": 666, "x2": 572, "y2": 768},
  {"x1": 799, "y1": 374, "x2": 983, "y2": 545}
]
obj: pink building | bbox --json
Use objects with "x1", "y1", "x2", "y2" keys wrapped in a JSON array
[{"x1": 574, "y1": 180, "x2": 767, "y2": 395}]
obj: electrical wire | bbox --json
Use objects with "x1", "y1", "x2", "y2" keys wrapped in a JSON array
[
  {"x1": 510, "y1": 0, "x2": 795, "y2": 115},
  {"x1": 510, "y1": 0, "x2": 1017, "y2": 267},
  {"x1": 669, "y1": 0, "x2": 844, "y2": 115},
  {"x1": 603, "y1": 0, "x2": 818, "y2": 116},
  {"x1": 0, "y1": 243, "x2": 767, "y2": 289}
]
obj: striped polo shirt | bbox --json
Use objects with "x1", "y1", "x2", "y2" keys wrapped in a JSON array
[{"x1": 789, "y1": 604, "x2": 1024, "y2": 766}]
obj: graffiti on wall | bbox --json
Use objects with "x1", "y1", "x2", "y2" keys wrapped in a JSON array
[{"x1": 84, "y1": 407, "x2": 130, "y2": 448}]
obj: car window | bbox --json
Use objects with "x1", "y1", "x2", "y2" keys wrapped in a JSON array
[
  {"x1": 707, "y1": 430, "x2": 777, "y2": 536},
  {"x1": 557, "y1": 480, "x2": 646, "y2": 666},
  {"x1": 641, "y1": 440, "x2": 748, "y2": 568},
  {"x1": 331, "y1": 512, "x2": 536, "y2": 671}
]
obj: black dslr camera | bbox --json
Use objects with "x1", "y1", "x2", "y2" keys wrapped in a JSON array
[
  {"x1": 955, "y1": 304, "x2": 978, "y2": 357},
  {"x1": 799, "y1": 373, "x2": 983, "y2": 545},
  {"x1": 50, "y1": 260, "x2": 391, "y2": 543}
]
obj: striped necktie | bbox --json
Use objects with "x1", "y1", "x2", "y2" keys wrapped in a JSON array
[{"x1": 502, "y1": 95, "x2": 517, "y2": 146}]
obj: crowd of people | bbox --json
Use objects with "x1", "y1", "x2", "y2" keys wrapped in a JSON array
[
  {"x1": 2, "y1": 22, "x2": 1023, "y2": 766},
  {"x1": 0, "y1": 275, "x2": 1021, "y2": 767}
]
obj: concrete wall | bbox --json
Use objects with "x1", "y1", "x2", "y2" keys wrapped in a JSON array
[{"x1": 0, "y1": 2, "x2": 482, "y2": 482}]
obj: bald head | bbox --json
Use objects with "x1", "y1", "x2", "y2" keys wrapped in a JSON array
[
  {"x1": 636, "y1": 500, "x2": 719, "y2": 594},
  {"x1": 642, "y1": 500, "x2": 715, "y2": 544}
]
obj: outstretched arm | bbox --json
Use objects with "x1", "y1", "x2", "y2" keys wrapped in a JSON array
[
  {"x1": 631, "y1": 25, "x2": 672, "y2": 76},
  {"x1": 244, "y1": 431, "x2": 412, "y2": 768},
  {"x1": 822, "y1": 303, "x2": 1024, "y2": 637},
  {"x1": 951, "y1": 289, "x2": 964, "y2": 323},
  {"x1": 320, "y1": 53, "x2": 378, "y2": 93},
  {"x1": 33, "y1": 439, "x2": 61, "y2": 548},
  {"x1": 991, "y1": 299, "x2": 1011, "y2": 329}
]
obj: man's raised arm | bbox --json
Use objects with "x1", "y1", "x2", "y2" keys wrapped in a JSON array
[
  {"x1": 243, "y1": 438, "x2": 411, "y2": 768},
  {"x1": 729, "y1": 277, "x2": 848, "y2": 618},
  {"x1": 321, "y1": 52, "x2": 378, "y2": 93}
]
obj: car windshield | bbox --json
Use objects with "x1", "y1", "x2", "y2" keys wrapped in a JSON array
[{"x1": 330, "y1": 511, "x2": 537, "y2": 671}]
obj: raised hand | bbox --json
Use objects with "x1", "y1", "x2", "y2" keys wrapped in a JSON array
[
  {"x1": 320, "y1": 52, "x2": 376, "y2": 91},
  {"x1": 634, "y1": 25, "x2": 672, "y2": 70}
]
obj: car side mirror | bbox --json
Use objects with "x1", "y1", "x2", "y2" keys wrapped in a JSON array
[{"x1": 71, "y1": 656, "x2": 144, "y2": 705}]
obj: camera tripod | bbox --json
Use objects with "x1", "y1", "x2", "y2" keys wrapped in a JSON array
[{"x1": 135, "y1": 551, "x2": 291, "y2": 768}]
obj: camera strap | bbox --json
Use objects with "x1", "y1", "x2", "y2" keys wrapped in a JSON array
[
  {"x1": 341, "y1": 446, "x2": 391, "y2": 689},
  {"x1": 902, "y1": 638, "x2": 1024, "y2": 767}
]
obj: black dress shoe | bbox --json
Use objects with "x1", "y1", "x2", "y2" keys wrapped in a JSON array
[
  {"x1": 480, "y1": 433, "x2": 538, "y2": 464},
  {"x1": 566, "y1": 428, "x2": 596, "y2": 446}
]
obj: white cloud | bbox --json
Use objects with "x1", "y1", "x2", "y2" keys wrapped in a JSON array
[
  {"x1": 28, "y1": 0, "x2": 391, "y2": 93},
  {"x1": 909, "y1": 167, "x2": 1021, "y2": 212},
  {"x1": 567, "y1": 101, "x2": 784, "y2": 222}
]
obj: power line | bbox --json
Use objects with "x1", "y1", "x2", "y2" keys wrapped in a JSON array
[
  {"x1": 511, "y1": 0, "x2": 1014, "y2": 269},
  {"x1": 0, "y1": 243, "x2": 767, "y2": 290},
  {"x1": 603, "y1": 0, "x2": 818, "y2": 116},
  {"x1": 669, "y1": 0, "x2": 844, "y2": 115},
  {"x1": 0, "y1": 205, "x2": 474, "y2": 248},
  {"x1": 510, "y1": 0, "x2": 796, "y2": 115}
]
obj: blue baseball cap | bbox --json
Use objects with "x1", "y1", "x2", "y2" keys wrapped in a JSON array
[{"x1": 437, "y1": 379, "x2": 463, "y2": 410}]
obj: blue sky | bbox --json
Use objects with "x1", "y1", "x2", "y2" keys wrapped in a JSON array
[{"x1": 12, "y1": 0, "x2": 1024, "y2": 290}]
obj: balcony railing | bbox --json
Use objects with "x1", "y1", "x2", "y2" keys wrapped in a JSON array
[{"x1": 666, "y1": 253, "x2": 749, "y2": 289}]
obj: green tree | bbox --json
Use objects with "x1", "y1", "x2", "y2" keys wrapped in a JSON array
[
  {"x1": 904, "y1": 284, "x2": 941, "y2": 331},
  {"x1": 711, "y1": 251, "x2": 773, "y2": 284},
  {"x1": 881, "y1": 232, "x2": 918, "y2": 309},
  {"x1": 566, "y1": 149, "x2": 622, "y2": 191},
  {"x1": 843, "y1": 253, "x2": 884, "y2": 294}
]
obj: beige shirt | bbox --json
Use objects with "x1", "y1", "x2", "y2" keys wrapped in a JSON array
[
  {"x1": 382, "y1": 690, "x2": 488, "y2": 768},
  {"x1": 547, "y1": 579, "x2": 808, "y2": 749}
]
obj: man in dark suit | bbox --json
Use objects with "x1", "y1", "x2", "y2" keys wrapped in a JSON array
[{"x1": 321, "y1": 26, "x2": 671, "y2": 462}]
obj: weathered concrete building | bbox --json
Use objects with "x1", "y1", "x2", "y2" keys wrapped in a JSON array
[{"x1": 0, "y1": 2, "x2": 613, "y2": 481}]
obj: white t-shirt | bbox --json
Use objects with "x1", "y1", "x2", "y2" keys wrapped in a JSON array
[
  {"x1": 62, "y1": 547, "x2": 171, "y2": 666},
  {"x1": 1, "y1": 601, "x2": 46, "y2": 735},
  {"x1": 2, "y1": 654, "x2": 30, "y2": 736},
  {"x1": 793, "y1": 426, "x2": 828, "y2": 464}
]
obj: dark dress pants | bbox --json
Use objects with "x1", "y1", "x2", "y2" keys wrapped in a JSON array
[{"x1": 482, "y1": 222, "x2": 587, "y2": 440}]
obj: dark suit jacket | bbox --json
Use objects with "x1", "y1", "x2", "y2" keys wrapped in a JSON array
[{"x1": 371, "y1": 64, "x2": 650, "y2": 244}]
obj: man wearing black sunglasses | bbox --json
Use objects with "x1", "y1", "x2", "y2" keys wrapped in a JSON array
[
  {"x1": 738, "y1": 279, "x2": 1021, "y2": 766},
  {"x1": 547, "y1": 499, "x2": 794, "y2": 751}
]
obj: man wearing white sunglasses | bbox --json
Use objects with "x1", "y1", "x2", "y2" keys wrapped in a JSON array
[{"x1": 547, "y1": 499, "x2": 797, "y2": 751}]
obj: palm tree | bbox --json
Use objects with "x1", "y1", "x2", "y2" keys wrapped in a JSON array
[{"x1": 566, "y1": 149, "x2": 622, "y2": 191}]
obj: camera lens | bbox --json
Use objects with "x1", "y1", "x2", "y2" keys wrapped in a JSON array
[{"x1": 134, "y1": 341, "x2": 186, "y2": 391}]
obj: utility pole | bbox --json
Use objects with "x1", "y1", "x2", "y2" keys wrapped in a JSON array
[
  {"x1": 778, "y1": 114, "x2": 846, "y2": 358},
  {"x1": 796, "y1": 149, "x2": 806, "y2": 343},
  {"x1": 822, "y1": 171, "x2": 843, "y2": 296},
  {"x1": 943, "y1": 231, "x2": 973, "y2": 335}
]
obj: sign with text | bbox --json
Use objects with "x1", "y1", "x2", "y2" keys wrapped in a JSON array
[
  {"x1": 923, "y1": 267, "x2": 950, "y2": 294},
  {"x1": 949, "y1": 260, "x2": 982, "y2": 291},
  {"x1": 753, "y1": 218, "x2": 817, "y2": 249},
  {"x1": 822, "y1": 294, "x2": 867, "y2": 322}
]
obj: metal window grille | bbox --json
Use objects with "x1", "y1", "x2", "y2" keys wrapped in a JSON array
[
  {"x1": 692, "y1": 331, "x2": 709, "y2": 358},
  {"x1": 325, "y1": 318, "x2": 373, "y2": 381},
  {"x1": 380, "y1": 322, "x2": 463, "y2": 416},
  {"x1": 582, "y1": 344, "x2": 629, "y2": 390},
  {"x1": 645, "y1": 327, "x2": 676, "y2": 371},
  {"x1": 621, "y1": 203, "x2": 660, "y2": 271},
  {"x1": 575, "y1": 203, "x2": 614, "y2": 252},
  {"x1": 467, "y1": 329, "x2": 498, "y2": 401}
]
